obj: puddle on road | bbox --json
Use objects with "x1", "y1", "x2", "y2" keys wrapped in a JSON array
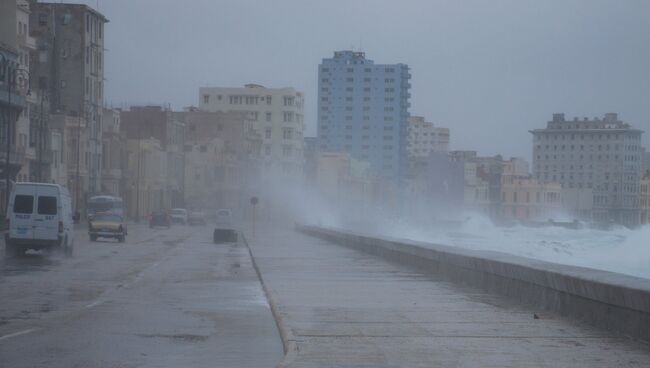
[{"x1": 136, "y1": 333, "x2": 208, "y2": 342}]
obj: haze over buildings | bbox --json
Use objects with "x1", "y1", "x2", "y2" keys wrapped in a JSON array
[{"x1": 66, "y1": 0, "x2": 650, "y2": 160}]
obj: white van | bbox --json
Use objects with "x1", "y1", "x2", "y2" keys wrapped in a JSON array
[{"x1": 4, "y1": 183, "x2": 74, "y2": 257}]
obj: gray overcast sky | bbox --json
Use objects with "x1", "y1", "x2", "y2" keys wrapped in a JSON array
[{"x1": 75, "y1": 0, "x2": 649, "y2": 160}]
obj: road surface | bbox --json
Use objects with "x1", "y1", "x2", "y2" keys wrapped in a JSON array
[{"x1": 0, "y1": 224, "x2": 282, "y2": 368}]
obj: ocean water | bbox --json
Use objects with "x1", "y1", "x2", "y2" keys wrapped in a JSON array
[{"x1": 372, "y1": 215, "x2": 650, "y2": 280}]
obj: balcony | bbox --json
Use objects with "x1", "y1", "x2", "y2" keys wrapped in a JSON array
[{"x1": 0, "y1": 86, "x2": 27, "y2": 110}]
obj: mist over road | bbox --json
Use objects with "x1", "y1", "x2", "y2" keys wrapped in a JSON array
[{"x1": 0, "y1": 225, "x2": 281, "y2": 368}]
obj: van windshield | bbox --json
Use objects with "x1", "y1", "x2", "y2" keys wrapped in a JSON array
[
  {"x1": 38, "y1": 196, "x2": 57, "y2": 215},
  {"x1": 13, "y1": 195, "x2": 34, "y2": 214}
]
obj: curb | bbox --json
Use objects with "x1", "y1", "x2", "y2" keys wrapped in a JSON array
[{"x1": 241, "y1": 232, "x2": 298, "y2": 367}]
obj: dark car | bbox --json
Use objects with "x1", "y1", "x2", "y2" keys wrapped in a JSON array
[
  {"x1": 213, "y1": 209, "x2": 238, "y2": 243},
  {"x1": 149, "y1": 210, "x2": 171, "y2": 228}
]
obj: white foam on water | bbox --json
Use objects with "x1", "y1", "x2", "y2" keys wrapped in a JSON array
[{"x1": 373, "y1": 214, "x2": 650, "y2": 280}]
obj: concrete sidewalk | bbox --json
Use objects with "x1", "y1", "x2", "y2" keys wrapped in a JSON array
[{"x1": 247, "y1": 224, "x2": 650, "y2": 367}]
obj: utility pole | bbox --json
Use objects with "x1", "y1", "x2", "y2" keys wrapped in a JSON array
[
  {"x1": 75, "y1": 105, "x2": 82, "y2": 222},
  {"x1": 37, "y1": 89, "x2": 46, "y2": 182}
]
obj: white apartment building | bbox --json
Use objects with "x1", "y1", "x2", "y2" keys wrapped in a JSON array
[
  {"x1": 198, "y1": 84, "x2": 305, "y2": 178},
  {"x1": 406, "y1": 116, "x2": 449, "y2": 158},
  {"x1": 531, "y1": 113, "x2": 644, "y2": 226}
]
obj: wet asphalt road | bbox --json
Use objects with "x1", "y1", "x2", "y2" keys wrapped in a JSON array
[{"x1": 0, "y1": 224, "x2": 282, "y2": 367}]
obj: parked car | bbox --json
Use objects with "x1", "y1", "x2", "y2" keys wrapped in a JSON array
[
  {"x1": 4, "y1": 183, "x2": 74, "y2": 257},
  {"x1": 187, "y1": 211, "x2": 206, "y2": 226},
  {"x1": 149, "y1": 210, "x2": 171, "y2": 228},
  {"x1": 170, "y1": 208, "x2": 188, "y2": 224},
  {"x1": 89, "y1": 213, "x2": 127, "y2": 242},
  {"x1": 213, "y1": 209, "x2": 238, "y2": 243}
]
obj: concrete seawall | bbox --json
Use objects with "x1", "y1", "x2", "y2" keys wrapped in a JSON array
[{"x1": 296, "y1": 224, "x2": 650, "y2": 342}]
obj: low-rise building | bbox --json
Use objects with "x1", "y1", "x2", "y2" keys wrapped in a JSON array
[
  {"x1": 100, "y1": 108, "x2": 123, "y2": 196},
  {"x1": 120, "y1": 106, "x2": 185, "y2": 208},
  {"x1": 174, "y1": 110, "x2": 261, "y2": 211},
  {"x1": 501, "y1": 160, "x2": 562, "y2": 221},
  {"x1": 316, "y1": 152, "x2": 379, "y2": 218},
  {"x1": 303, "y1": 137, "x2": 318, "y2": 186},
  {"x1": 124, "y1": 137, "x2": 166, "y2": 220},
  {"x1": 406, "y1": 116, "x2": 449, "y2": 158},
  {"x1": 641, "y1": 171, "x2": 650, "y2": 225}
]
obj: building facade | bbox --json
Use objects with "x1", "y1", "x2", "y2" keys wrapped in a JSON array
[
  {"x1": 640, "y1": 171, "x2": 650, "y2": 225},
  {"x1": 173, "y1": 110, "x2": 261, "y2": 211},
  {"x1": 29, "y1": 1, "x2": 107, "y2": 207},
  {"x1": 124, "y1": 137, "x2": 166, "y2": 220},
  {"x1": 100, "y1": 108, "x2": 123, "y2": 196},
  {"x1": 501, "y1": 158, "x2": 562, "y2": 221},
  {"x1": 317, "y1": 51, "x2": 411, "y2": 180},
  {"x1": 531, "y1": 113, "x2": 644, "y2": 226},
  {"x1": 406, "y1": 116, "x2": 449, "y2": 158},
  {"x1": 198, "y1": 84, "x2": 304, "y2": 178},
  {"x1": 1, "y1": 0, "x2": 29, "y2": 213},
  {"x1": 120, "y1": 106, "x2": 185, "y2": 208}
]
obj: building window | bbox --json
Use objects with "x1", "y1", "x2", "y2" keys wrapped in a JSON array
[
  {"x1": 283, "y1": 128, "x2": 293, "y2": 140},
  {"x1": 266, "y1": 112, "x2": 272, "y2": 122},
  {"x1": 282, "y1": 145, "x2": 292, "y2": 157},
  {"x1": 265, "y1": 127, "x2": 272, "y2": 139},
  {"x1": 203, "y1": 94, "x2": 210, "y2": 104}
]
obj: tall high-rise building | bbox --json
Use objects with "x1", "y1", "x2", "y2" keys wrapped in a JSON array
[
  {"x1": 198, "y1": 84, "x2": 305, "y2": 178},
  {"x1": 317, "y1": 51, "x2": 411, "y2": 180},
  {"x1": 29, "y1": 1, "x2": 108, "y2": 202},
  {"x1": 531, "y1": 113, "x2": 644, "y2": 226}
]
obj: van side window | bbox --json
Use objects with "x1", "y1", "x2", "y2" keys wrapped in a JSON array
[
  {"x1": 38, "y1": 196, "x2": 58, "y2": 215},
  {"x1": 13, "y1": 195, "x2": 34, "y2": 214}
]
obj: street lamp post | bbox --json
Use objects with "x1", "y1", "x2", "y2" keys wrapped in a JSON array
[
  {"x1": 37, "y1": 89, "x2": 48, "y2": 183},
  {"x1": 1, "y1": 55, "x2": 29, "y2": 216},
  {"x1": 135, "y1": 122, "x2": 142, "y2": 222}
]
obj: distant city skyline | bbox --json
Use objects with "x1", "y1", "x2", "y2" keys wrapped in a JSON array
[{"x1": 70, "y1": 0, "x2": 649, "y2": 161}]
